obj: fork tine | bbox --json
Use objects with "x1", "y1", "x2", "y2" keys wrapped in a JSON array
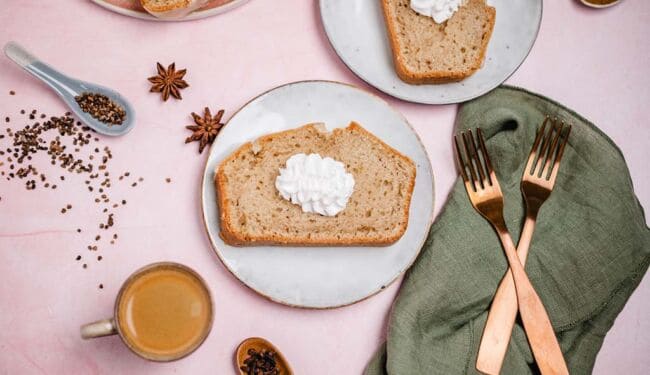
[
  {"x1": 476, "y1": 128, "x2": 494, "y2": 185},
  {"x1": 454, "y1": 134, "x2": 470, "y2": 184},
  {"x1": 462, "y1": 131, "x2": 481, "y2": 191},
  {"x1": 548, "y1": 124, "x2": 572, "y2": 182},
  {"x1": 541, "y1": 121, "x2": 564, "y2": 179},
  {"x1": 466, "y1": 130, "x2": 487, "y2": 188},
  {"x1": 526, "y1": 117, "x2": 549, "y2": 175},
  {"x1": 533, "y1": 117, "x2": 557, "y2": 177}
]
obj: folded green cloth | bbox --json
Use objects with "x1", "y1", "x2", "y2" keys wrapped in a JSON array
[{"x1": 366, "y1": 86, "x2": 650, "y2": 375}]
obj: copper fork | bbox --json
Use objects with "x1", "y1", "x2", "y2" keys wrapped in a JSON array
[
  {"x1": 476, "y1": 118, "x2": 572, "y2": 375},
  {"x1": 454, "y1": 128, "x2": 569, "y2": 375}
]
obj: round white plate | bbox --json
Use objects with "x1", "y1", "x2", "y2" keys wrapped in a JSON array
[
  {"x1": 201, "y1": 81, "x2": 434, "y2": 309},
  {"x1": 91, "y1": 0, "x2": 249, "y2": 21},
  {"x1": 319, "y1": 0, "x2": 542, "y2": 104}
]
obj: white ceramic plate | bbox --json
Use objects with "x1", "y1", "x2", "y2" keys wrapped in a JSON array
[
  {"x1": 201, "y1": 81, "x2": 434, "y2": 309},
  {"x1": 91, "y1": 0, "x2": 249, "y2": 21},
  {"x1": 319, "y1": 0, "x2": 542, "y2": 104}
]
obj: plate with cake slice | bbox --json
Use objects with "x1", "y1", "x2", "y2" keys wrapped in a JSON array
[
  {"x1": 319, "y1": 0, "x2": 542, "y2": 104},
  {"x1": 201, "y1": 80, "x2": 434, "y2": 308},
  {"x1": 91, "y1": 0, "x2": 248, "y2": 21}
]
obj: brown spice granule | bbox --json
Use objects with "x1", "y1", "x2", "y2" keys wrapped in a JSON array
[
  {"x1": 66, "y1": 204, "x2": 72, "y2": 209},
  {"x1": 61, "y1": 208, "x2": 67, "y2": 214},
  {"x1": 77, "y1": 228, "x2": 81, "y2": 233},
  {"x1": 165, "y1": 177, "x2": 171, "y2": 183},
  {"x1": 97, "y1": 255, "x2": 103, "y2": 261},
  {"x1": 74, "y1": 93, "x2": 126, "y2": 126},
  {"x1": 95, "y1": 235, "x2": 101, "y2": 241},
  {"x1": 5, "y1": 117, "x2": 9, "y2": 123},
  {"x1": 83, "y1": 264, "x2": 87, "y2": 269},
  {"x1": 131, "y1": 182, "x2": 137, "y2": 187},
  {"x1": 9, "y1": 90, "x2": 15, "y2": 95},
  {"x1": 99, "y1": 284, "x2": 103, "y2": 289},
  {"x1": 76, "y1": 255, "x2": 81, "y2": 261}
]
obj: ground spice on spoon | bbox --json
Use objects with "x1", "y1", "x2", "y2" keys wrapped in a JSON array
[{"x1": 74, "y1": 92, "x2": 126, "y2": 126}]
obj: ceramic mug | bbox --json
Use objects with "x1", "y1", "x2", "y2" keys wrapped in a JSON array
[{"x1": 81, "y1": 262, "x2": 213, "y2": 362}]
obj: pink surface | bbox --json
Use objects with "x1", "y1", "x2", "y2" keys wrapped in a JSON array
[{"x1": 0, "y1": 1, "x2": 648, "y2": 374}]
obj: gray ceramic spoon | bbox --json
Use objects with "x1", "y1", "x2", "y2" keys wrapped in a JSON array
[{"x1": 3, "y1": 41, "x2": 135, "y2": 136}]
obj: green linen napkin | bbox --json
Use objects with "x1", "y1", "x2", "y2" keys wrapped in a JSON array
[{"x1": 366, "y1": 86, "x2": 650, "y2": 375}]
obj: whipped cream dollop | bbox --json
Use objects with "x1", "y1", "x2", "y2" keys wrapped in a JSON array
[
  {"x1": 275, "y1": 153, "x2": 355, "y2": 217},
  {"x1": 410, "y1": 0, "x2": 464, "y2": 24}
]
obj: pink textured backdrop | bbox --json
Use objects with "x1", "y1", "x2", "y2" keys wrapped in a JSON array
[{"x1": 0, "y1": 1, "x2": 648, "y2": 374}]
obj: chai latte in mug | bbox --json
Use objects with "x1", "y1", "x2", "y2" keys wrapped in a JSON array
[{"x1": 116, "y1": 265, "x2": 212, "y2": 359}]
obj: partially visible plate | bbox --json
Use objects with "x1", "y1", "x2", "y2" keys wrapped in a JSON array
[
  {"x1": 201, "y1": 80, "x2": 435, "y2": 309},
  {"x1": 319, "y1": 0, "x2": 542, "y2": 104},
  {"x1": 91, "y1": 0, "x2": 249, "y2": 21}
]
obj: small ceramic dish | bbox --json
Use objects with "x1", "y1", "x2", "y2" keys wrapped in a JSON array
[
  {"x1": 90, "y1": 0, "x2": 249, "y2": 21},
  {"x1": 319, "y1": 0, "x2": 543, "y2": 104},
  {"x1": 580, "y1": 0, "x2": 621, "y2": 8},
  {"x1": 201, "y1": 80, "x2": 434, "y2": 309}
]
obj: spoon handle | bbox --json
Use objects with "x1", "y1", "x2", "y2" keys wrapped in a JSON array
[{"x1": 4, "y1": 41, "x2": 77, "y2": 97}]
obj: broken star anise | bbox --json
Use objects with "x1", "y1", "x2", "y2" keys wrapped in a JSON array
[
  {"x1": 148, "y1": 62, "x2": 189, "y2": 101},
  {"x1": 185, "y1": 107, "x2": 225, "y2": 153}
]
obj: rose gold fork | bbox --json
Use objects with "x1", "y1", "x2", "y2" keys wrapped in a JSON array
[
  {"x1": 454, "y1": 128, "x2": 569, "y2": 375},
  {"x1": 476, "y1": 118, "x2": 572, "y2": 375}
]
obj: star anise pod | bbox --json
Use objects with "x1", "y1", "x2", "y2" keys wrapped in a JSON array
[
  {"x1": 148, "y1": 62, "x2": 189, "y2": 101},
  {"x1": 185, "y1": 107, "x2": 225, "y2": 153}
]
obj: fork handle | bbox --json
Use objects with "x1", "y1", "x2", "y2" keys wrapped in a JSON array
[
  {"x1": 494, "y1": 228, "x2": 569, "y2": 375},
  {"x1": 476, "y1": 217, "x2": 536, "y2": 375}
]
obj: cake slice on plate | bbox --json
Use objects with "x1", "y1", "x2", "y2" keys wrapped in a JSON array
[
  {"x1": 215, "y1": 122, "x2": 416, "y2": 246},
  {"x1": 381, "y1": 0, "x2": 496, "y2": 84}
]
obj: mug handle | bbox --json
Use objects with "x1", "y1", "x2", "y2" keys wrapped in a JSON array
[{"x1": 80, "y1": 318, "x2": 117, "y2": 339}]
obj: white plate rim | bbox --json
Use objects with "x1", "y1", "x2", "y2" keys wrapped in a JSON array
[
  {"x1": 200, "y1": 80, "x2": 435, "y2": 309},
  {"x1": 90, "y1": 0, "x2": 250, "y2": 22},
  {"x1": 318, "y1": 0, "x2": 543, "y2": 105}
]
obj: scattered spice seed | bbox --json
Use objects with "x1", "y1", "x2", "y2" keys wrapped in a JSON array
[
  {"x1": 95, "y1": 235, "x2": 101, "y2": 241},
  {"x1": 76, "y1": 255, "x2": 81, "y2": 261},
  {"x1": 97, "y1": 255, "x2": 103, "y2": 261},
  {"x1": 9, "y1": 90, "x2": 15, "y2": 95},
  {"x1": 165, "y1": 177, "x2": 171, "y2": 183},
  {"x1": 99, "y1": 284, "x2": 103, "y2": 289},
  {"x1": 77, "y1": 228, "x2": 81, "y2": 233},
  {"x1": 83, "y1": 264, "x2": 87, "y2": 269},
  {"x1": 74, "y1": 93, "x2": 126, "y2": 126}
]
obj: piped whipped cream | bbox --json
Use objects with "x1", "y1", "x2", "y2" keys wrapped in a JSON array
[
  {"x1": 275, "y1": 153, "x2": 355, "y2": 217},
  {"x1": 410, "y1": 0, "x2": 464, "y2": 24}
]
